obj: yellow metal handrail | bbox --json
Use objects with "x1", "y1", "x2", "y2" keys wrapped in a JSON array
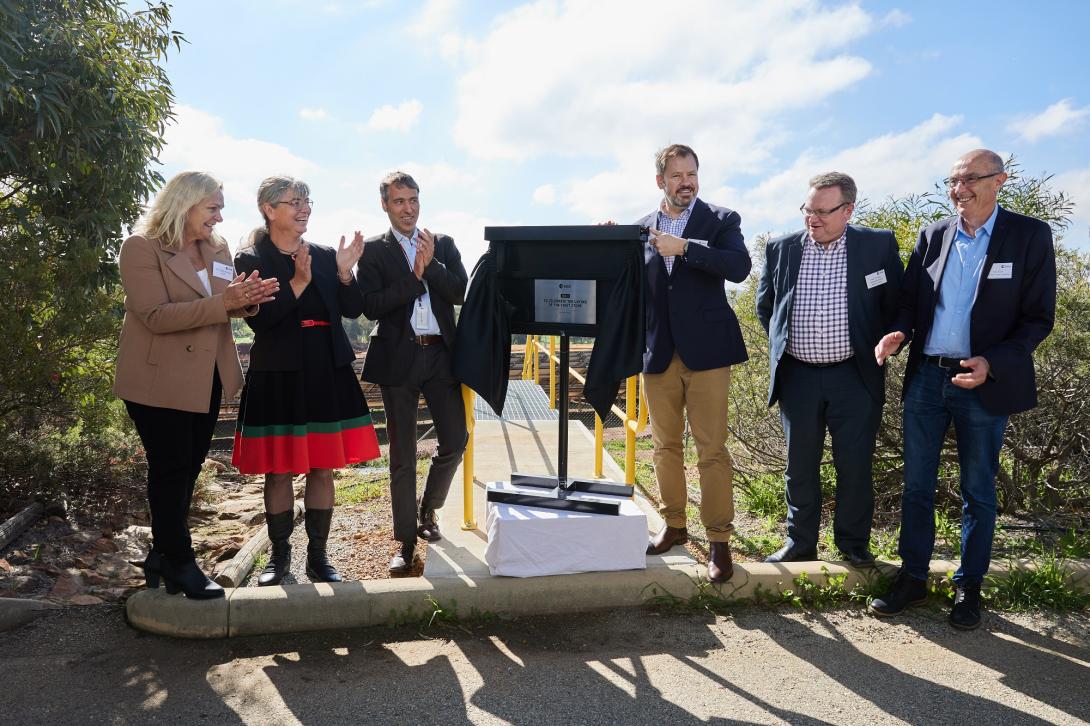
[
  {"x1": 460, "y1": 384, "x2": 477, "y2": 530},
  {"x1": 532, "y1": 338, "x2": 647, "y2": 485}
]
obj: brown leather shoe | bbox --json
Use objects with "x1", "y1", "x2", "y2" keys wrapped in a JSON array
[
  {"x1": 708, "y1": 542, "x2": 734, "y2": 583},
  {"x1": 646, "y1": 525, "x2": 688, "y2": 555}
]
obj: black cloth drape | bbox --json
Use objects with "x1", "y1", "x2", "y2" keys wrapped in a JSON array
[
  {"x1": 454, "y1": 243, "x2": 644, "y2": 421},
  {"x1": 453, "y1": 250, "x2": 512, "y2": 415}
]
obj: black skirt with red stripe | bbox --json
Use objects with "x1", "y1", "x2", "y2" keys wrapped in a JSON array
[{"x1": 232, "y1": 290, "x2": 380, "y2": 474}]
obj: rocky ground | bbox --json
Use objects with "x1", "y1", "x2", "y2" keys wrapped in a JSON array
[{"x1": 0, "y1": 445, "x2": 437, "y2": 605}]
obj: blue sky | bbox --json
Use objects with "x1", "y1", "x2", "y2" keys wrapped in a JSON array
[{"x1": 153, "y1": 0, "x2": 1090, "y2": 267}]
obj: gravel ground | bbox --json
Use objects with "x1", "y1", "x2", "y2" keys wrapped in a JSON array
[{"x1": 242, "y1": 495, "x2": 428, "y2": 586}]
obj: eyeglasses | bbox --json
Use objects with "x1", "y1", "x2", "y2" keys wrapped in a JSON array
[
  {"x1": 800, "y1": 202, "x2": 849, "y2": 218},
  {"x1": 943, "y1": 172, "x2": 1001, "y2": 189},
  {"x1": 274, "y1": 197, "x2": 314, "y2": 210}
]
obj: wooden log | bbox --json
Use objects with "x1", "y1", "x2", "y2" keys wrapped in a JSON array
[
  {"x1": 0, "y1": 502, "x2": 45, "y2": 552},
  {"x1": 214, "y1": 501, "x2": 303, "y2": 588}
]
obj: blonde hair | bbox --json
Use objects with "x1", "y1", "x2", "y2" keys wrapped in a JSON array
[
  {"x1": 137, "y1": 171, "x2": 225, "y2": 250},
  {"x1": 244, "y1": 175, "x2": 311, "y2": 247}
]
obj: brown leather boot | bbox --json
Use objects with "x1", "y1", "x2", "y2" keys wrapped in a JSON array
[
  {"x1": 708, "y1": 541, "x2": 734, "y2": 583},
  {"x1": 646, "y1": 525, "x2": 688, "y2": 555}
]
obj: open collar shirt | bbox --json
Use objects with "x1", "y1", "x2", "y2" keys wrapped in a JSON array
[
  {"x1": 393, "y1": 228, "x2": 441, "y2": 335},
  {"x1": 786, "y1": 230, "x2": 852, "y2": 364},
  {"x1": 655, "y1": 198, "x2": 695, "y2": 275},
  {"x1": 923, "y1": 204, "x2": 999, "y2": 358}
]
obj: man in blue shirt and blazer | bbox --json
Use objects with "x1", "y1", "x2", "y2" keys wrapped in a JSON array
[
  {"x1": 638, "y1": 144, "x2": 751, "y2": 584},
  {"x1": 756, "y1": 172, "x2": 903, "y2": 568},
  {"x1": 870, "y1": 149, "x2": 1056, "y2": 629}
]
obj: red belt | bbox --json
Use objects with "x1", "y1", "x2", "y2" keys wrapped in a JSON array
[{"x1": 300, "y1": 319, "x2": 331, "y2": 328}]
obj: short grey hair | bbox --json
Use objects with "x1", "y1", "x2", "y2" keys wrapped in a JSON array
[
  {"x1": 379, "y1": 171, "x2": 419, "y2": 201},
  {"x1": 655, "y1": 144, "x2": 699, "y2": 176},
  {"x1": 244, "y1": 175, "x2": 310, "y2": 247},
  {"x1": 808, "y1": 171, "x2": 857, "y2": 205}
]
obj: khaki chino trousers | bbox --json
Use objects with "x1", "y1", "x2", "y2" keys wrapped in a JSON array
[{"x1": 643, "y1": 353, "x2": 735, "y2": 542}]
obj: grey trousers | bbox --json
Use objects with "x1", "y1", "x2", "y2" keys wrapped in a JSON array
[{"x1": 380, "y1": 344, "x2": 467, "y2": 543}]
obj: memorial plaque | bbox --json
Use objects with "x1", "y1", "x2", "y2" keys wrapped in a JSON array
[{"x1": 534, "y1": 279, "x2": 596, "y2": 325}]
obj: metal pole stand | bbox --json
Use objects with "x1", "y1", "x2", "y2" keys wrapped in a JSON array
[{"x1": 486, "y1": 335, "x2": 634, "y2": 516}]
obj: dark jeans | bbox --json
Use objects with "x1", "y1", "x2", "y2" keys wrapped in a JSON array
[
  {"x1": 899, "y1": 359, "x2": 1008, "y2": 584},
  {"x1": 124, "y1": 372, "x2": 222, "y2": 565},
  {"x1": 380, "y1": 344, "x2": 467, "y2": 543},
  {"x1": 777, "y1": 355, "x2": 881, "y2": 553}
]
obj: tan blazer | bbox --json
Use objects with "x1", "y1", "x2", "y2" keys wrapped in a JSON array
[{"x1": 113, "y1": 234, "x2": 251, "y2": 413}]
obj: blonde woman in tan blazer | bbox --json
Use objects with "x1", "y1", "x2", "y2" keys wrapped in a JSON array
[{"x1": 114, "y1": 171, "x2": 278, "y2": 599}]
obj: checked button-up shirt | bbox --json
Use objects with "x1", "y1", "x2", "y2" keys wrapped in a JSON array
[{"x1": 786, "y1": 231, "x2": 853, "y2": 364}]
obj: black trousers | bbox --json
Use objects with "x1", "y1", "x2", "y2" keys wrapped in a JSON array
[
  {"x1": 380, "y1": 344, "x2": 467, "y2": 543},
  {"x1": 124, "y1": 372, "x2": 222, "y2": 565},
  {"x1": 777, "y1": 355, "x2": 880, "y2": 553}
]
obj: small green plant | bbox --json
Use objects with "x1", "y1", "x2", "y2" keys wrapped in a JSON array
[
  {"x1": 738, "y1": 473, "x2": 788, "y2": 520},
  {"x1": 643, "y1": 577, "x2": 740, "y2": 615},
  {"x1": 933, "y1": 509, "x2": 962, "y2": 557},
  {"x1": 334, "y1": 474, "x2": 385, "y2": 506},
  {"x1": 988, "y1": 557, "x2": 1090, "y2": 612},
  {"x1": 772, "y1": 568, "x2": 879, "y2": 610},
  {"x1": 870, "y1": 526, "x2": 900, "y2": 560}
]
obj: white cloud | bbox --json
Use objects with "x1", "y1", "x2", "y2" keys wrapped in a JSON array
[
  {"x1": 452, "y1": 0, "x2": 878, "y2": 171},
  {"x1": 409, "y1": 0, "x2": 460, "y2": 37},
  {"x1": 1009, "y1": 99, "x2": 1090, "y2": 143},
  {"x1": 299, "y1": 107, "x2": 330, "y2": 121},
  {"x1": 880, "y1": 9, "x2": 912, "y2": 27},
  {"x1": 160, "y1": 105, "x2": 320, "y2": 250},
  {"x1": 733, "y1": 113, "x2": 983, "y2": 238},
  {"x1": 365, "y1": 100, "x2": 423, "y2": 132},
  {"x1": 532, "y1": 184, "x2": 556, "y2": 205},
  {"x1": 398, "y1": 160, "x2": 477, "y2": 190}
]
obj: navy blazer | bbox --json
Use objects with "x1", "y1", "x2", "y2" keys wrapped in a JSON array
[
  {"x1": 234, "y1": 235, "x2": 364, "y2": 372},
  {"x1": 357, "y1": 229, "x2": 467, "y2": 387},
  {"x1": 756, "y1": 225, "x2": 904, "y2": 407},
  {"x1": 891, "y1": 206, "x2": 1056, "y2": 416},
  {"x1": 637, "y1": 198, "x2": 752, "y2": 373}
]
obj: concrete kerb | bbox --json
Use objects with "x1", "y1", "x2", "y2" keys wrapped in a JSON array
[{"x1": 124, "y1": 557, "x2": 1090, "y2": 639}]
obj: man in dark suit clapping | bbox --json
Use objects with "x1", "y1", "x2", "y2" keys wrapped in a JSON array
[
  {"x1": 869, "y1": 149, "x2": 1056, "y2": 629},
  {"x1": 638, "y1": 144, "x2": 752, "y2": 584},
  {"x1": 756, "y1": 172, "x2": 904, "y2": 567},
  {"x1": 357, "y1": 172, "x2": 468, "y2": 573}
]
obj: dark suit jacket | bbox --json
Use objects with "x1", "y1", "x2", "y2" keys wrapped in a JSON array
[
  {"x1": 891, "y1": 206, "x2": 1056, "y2": 416},
  {"x1": 637, "y1": 198, "x2": 751, "y2": 374},
  {"x1": 357, "y1": 229, "x2": 468, "y2": 386},
  {"x1": 756, "y1": 225, "x2": 904, "y2": 406},
  {"x1": 234, "y1": 235, "x2": 364, "y2": 372}
]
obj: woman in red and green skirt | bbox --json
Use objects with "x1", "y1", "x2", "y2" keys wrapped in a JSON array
[{"x1": 233, "y1": 175, "x2": 380, "y2": 585}]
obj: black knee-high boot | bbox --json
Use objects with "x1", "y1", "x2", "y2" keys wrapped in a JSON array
[
  {"x1": 305, "y1": 508, "x2": 341, "y2": 583},
  {"x1": 257, "y1": 510, "x2": 294, "y2": 586}
]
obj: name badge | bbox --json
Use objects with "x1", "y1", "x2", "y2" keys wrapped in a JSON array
[
  {"x1": 415, "y1": 299, "x2": 429, "y2": 328},
  {"x1": 865, "y1": 270, "x2": 887, "y2": 289},
  {"x1": 988, "y1": 262, "x2": 1013, "y2": 279},
  {"x1": 212, "y1": 261, "x2": 235, "y2": 281}
]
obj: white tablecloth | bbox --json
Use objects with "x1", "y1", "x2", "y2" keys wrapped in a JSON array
[{"x1": 484, "y1": 482, "x2": 648, "y2": 577}]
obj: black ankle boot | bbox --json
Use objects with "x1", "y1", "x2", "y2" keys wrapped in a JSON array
[
  {"x1": 142, "y1": 550, "x2": 163, "y2": 589},
  {"x1": 258, "y1": 511, "x2": 294, "y2": 587},
  {"x1": 160, "y1": 558, "x2": 224, "y2": 599},
  {"x1": 304, "y1": 508, "x2": 341, "y2": 583}
]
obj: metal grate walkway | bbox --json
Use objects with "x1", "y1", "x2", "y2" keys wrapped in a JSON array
[{"x1": 472, "y1": 380, "x2": 558, "y2": 422}]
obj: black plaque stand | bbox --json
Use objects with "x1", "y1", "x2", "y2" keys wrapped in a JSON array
[{"x1": 482, "y1": 225, "x2": 641, "y2": 517}]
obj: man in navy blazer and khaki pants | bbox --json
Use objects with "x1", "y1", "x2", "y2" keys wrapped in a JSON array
[
  {"x1": 639, "y1": 144, "x2": 751, "y2": 583},
  {"x1": 870, "y1": 149, "x2": 1056, "y2": 629},
  {"x1": 757, "y1": 172, "x2": 904, "y2": 567}
]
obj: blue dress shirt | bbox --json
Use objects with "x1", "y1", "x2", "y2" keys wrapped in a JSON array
[{"x1": 923, "y1": 204, "x2": 1000, "y2": 358}]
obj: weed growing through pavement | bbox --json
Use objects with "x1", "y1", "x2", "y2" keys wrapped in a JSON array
[{"x1": 987, "y1": 556, "x2": 1090, "y2": 612}]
